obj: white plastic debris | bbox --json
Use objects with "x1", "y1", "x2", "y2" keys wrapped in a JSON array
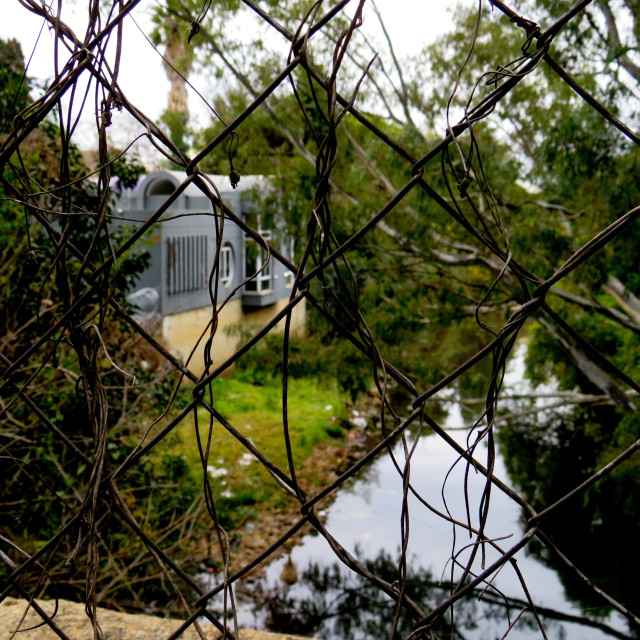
[
  {"x1": 350, "y1": 416, "x2": 368, "y2": 429},
  {"x1": 207, "y1": 466, "x2": 228, "y2": 477},
  {"x1": 239, "y1": 452, "x2": 254, "y2": 466}
]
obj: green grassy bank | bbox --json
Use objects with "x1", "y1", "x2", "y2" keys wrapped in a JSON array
[{"x1": 153, "y1": 376, "x2": 349, "y2": 533}]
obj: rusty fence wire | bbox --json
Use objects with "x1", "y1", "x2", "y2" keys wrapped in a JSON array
[{"x1": 1, "y1": 0, "x2": 640, "y2": 638}]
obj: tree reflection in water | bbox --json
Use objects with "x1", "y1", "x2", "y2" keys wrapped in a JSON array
[
  {"x1": 242, "y1": 548, "x2": 478, "y2": 639},
  {"x1": 234, "y1": 547, "x2": 629, "y2": 639},
  {"x1": 498, "y1": 402, "x2": 640, "y2": 638}
]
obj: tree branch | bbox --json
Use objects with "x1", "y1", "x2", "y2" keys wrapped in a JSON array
[{"x1": 596, "y1": 0, "x2": 640, "y2": 83}]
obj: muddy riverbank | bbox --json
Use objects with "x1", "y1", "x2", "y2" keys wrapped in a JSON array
[{"x1": 220, "y1": 400, "x2": 382, "y2": 578}]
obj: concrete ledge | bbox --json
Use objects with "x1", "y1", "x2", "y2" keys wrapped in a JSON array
[{"x1": 1, "y1": 598, "x2": 311, "y2": 640}]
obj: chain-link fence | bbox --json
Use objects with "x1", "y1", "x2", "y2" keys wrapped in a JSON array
[{"x1": 2, "y1": 0, "x2": 640, "y2": 638}]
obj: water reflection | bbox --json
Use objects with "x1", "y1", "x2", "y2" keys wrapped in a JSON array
[
  {"x1": 244, "y1": 548, "x2": 480, "y2": 639},
  {"x1": 232, "y1": 548, "x2": 629, "y2": 640},
  {"x1": 498, "y1": 401, "x2": 640, "y2": 633}
]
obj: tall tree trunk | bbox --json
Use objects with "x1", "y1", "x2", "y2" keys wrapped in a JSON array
[{"x1": 163, "y1": 17, "x2": 191, "y2": 120}]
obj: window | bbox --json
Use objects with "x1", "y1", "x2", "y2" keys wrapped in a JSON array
[
  {"x1": 166, "y1": 235, "x2": 208, "y2": 295},
  {"x1": 283, "y1": 238, "x2": 295, "y2": 288},
  {"x1": 244, "y1": 229, "x2": 273, "y2": 293},
  {"x1": 219, "y1": 244, "x2": 233, "y2": 287}
]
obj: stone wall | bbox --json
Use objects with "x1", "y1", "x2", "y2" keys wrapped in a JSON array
[{"x1": 1, "y1": 598, "x2": 312, "y2": 640}]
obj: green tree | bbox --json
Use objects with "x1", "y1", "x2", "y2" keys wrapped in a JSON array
[
  {"x1": 147, "y1": 0, "x2": 640, "y2": 405},
  {"x1": 0, "y1": 37, "x2": 210, "y2": 615}
]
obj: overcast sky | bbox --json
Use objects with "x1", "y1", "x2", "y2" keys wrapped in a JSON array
[{"x1": 0, "y1": 1, "x2": 457, "y2": 156}]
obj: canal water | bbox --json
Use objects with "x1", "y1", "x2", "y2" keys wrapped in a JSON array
[{"x1": 204, "y1": 348, "x2": 633, "y2": 639}]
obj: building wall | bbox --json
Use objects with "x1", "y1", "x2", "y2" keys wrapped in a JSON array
[
  {"x1": 161, "y1": 298, "x2": 307, "y2": 377},
  {"x1": 120, "y1": 171, "x2": 304, "y2": 377}
]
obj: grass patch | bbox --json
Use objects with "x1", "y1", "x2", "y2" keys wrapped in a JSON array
[{"x1": 174, "y1": 376, "x2": 348, "y2": 529}]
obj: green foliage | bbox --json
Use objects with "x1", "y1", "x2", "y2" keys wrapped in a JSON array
[
  {"x1": 111, "y1": 153, "x2": 145, "y2": 192},
  {"x1": 0, "y1": 38, "x2": 31, "y2": 129},
  {"x1": 234, "y1": 329, "x2": 371, "y2": 399},
  {"x1": 0, "y1": 37, "x2": 184, "y2": 612},
  {"x1": 160, "y1": 108, "x2": 191, "y2": 155}
]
